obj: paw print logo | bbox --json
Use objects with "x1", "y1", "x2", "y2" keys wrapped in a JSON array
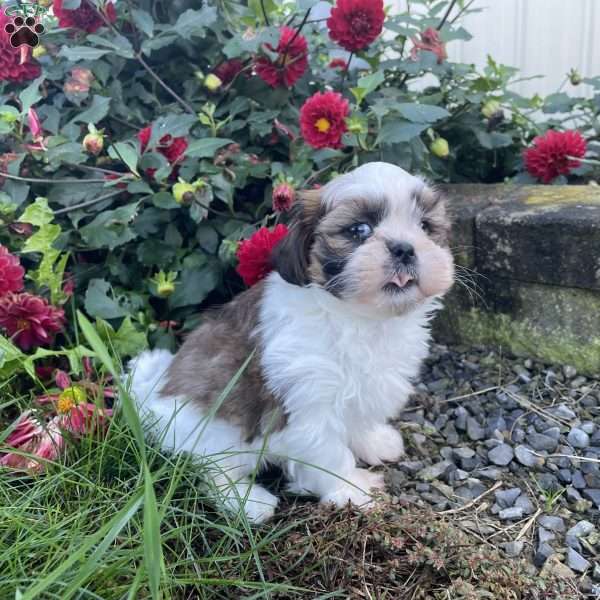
[{"x1": 5, "y1": 16, "x2": 45, "y2": 48}]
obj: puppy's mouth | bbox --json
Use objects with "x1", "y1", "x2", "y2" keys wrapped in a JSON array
[{"x1": 382, "y1": 271, "x2": 417, "y2": 294}]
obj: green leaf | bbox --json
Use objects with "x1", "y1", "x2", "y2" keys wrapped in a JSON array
[
  {"x1": 0, "y1": 334, "x2": 26, "y2": 378},
  {"x1": 196, "y1": 224, "x2": 219, "y2": 253},
  {"x1": 70, "y1": 95, "x2": 111, "y2": 125},
  {"x1": 19, "y1": 75, "x2": 44, "y2": 115},
  {"x1": 474, "y1": 129, "x2": 513, "y2": 149},
  {"x1": 396, "y1": 103, "x2": 450, "y2": 123},
  {"x1": 87, "y1": 33, "x2": 135, "y2": 59},
  {"x1": 96, "y1": 316, "x2": 147, "y2": 358},
  {"x1": 79, "y1": 203, "x2": 139, "y2": 250},
  {"x1": 131, "y1": 8, "x2": 154, "y2": 37},
  {"x1": 152, "y1": 192, "x2": 179, "y2": 209},
  {"x1": 84, "y1": 279, "x2": 132, "y2": 320},
  {"x1": 350, "y1": 70, "x2": 385, "y2": 105},
  {"x1": 185, "y1": 138, "x2": 233, "y2": 159},
  {"x1": 58, "y1": 46, "x2": 111, "y2": 61},
  {"x1": 109, "y1": 141, "x2": 140, "y2": 176},
  {"x1": 378, "y1": 121, "x2": 428, "y2": 144},
  {"x1": 22, "y1": 224, "x2": 61, "y2": 253},
  {"x1": 19, "y1": 197, "x2": 53, "y2": 226},
  {"x1": 173, "y1": 6, "x2": 217, "y2": 40},
  {"x1": 168, "y1": 263, "x2": 220, "y2": 309}
]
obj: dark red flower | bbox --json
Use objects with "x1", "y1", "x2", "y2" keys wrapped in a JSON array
[
  {"x1": 138, "y1": 125, "x2": 188, "y2": 179},
  {"x1": 524, "y1": 130, "x2": 587, "y2": 184},
  {"x1": 0, "y1": 293, "x2": 65, "y2": 351},
  {"x1": 0, "y1": 13, "x2": 40, "y2": 82},
  {"x1": 255, "y1": 26, "x2": 308, "y2": 88},
  {"x1": 329, "y1": 58, "x2": 348, "y2": 70},
  {"x1": 327, "y1": 0, "x2": 385, "y2": 53},
  {"x1": 213, "y1": 59, "x2": 245, "y2": 85},
  {"x1": 53, "y1": 0, "x2": 117, "y2": 34},
  {"x1": 0, "y1": 245, "x2": 24, "y2": 296},
  {"x1": 300, "y1": 91, "x2": 350, "y2": 149},
  {"x1": 411, "y1": 27, "x2": 447, "y2": 64},
  {"x1": 272, "y1": 182, "x2": 296, "y2": 213},
  {"x1": 236, "y1": 224, "x2": 289, "y2": 286}
]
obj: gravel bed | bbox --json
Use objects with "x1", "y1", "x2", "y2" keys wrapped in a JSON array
[{"x1": 392, "y1": 343, "x2": 600, "y2": 595}]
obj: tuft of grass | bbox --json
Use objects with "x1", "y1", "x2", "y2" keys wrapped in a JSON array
[{"x1": 0, "y1": 322, "x2": 585, "y2": 599}]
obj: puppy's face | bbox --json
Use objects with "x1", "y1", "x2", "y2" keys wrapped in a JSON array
[{"x1": 272, "y1": 162, "x2": 454, "y2": 315}]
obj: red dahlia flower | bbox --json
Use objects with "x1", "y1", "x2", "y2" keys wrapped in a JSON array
[
  {"x1": 411, "y1": 27, "x2": 447, "y2": 64},
  {"x1": 0, "y1": 293, "x2": 65, "y2": 351},
  {"x1": 0, "y1": 13, "x2": 40, "y2": 82},
  {"x1": 236, "y1": 224, "x2": 289, "y2": 286},
  {"x1": 255, "y1": 26, "x2": 308, "y2": 88},
  {"x1": 53, "y1": 0, "x2": 117, "y2": 34},
  {"x1": 327, "y1": 0, "x2": 385, "y2": 53},
  {"x1": 300, "y1": 91, "x2": 350, "y2": 149},
  {"x1": 524, "y1": 130, "x2": 587, "y2": 184},
  {"x1": 138, "y1": 125, "x2": 188, "y2": 179},
  {"x1": 329, "y1": 58, "x2": 348, "y2": 70},
  {"x1": 0, "y1": 245, "x2": 24, "y2": 296},
  {"x1": 0, "y1": 411, "x2": 65, "y2": 473},
  {"x1": 272, "y1": 182, "x2": 296, "y2": 213},
  {"x1": 213, "y1": 59, "x2": 245, "y2": 85}
]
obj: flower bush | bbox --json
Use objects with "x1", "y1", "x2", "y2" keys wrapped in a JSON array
[{"x1": 0, "y1": 0, "x2": 599, "y2": 427}]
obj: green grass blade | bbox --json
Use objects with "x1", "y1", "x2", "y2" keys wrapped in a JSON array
[{"x1": 143, "y1": 463, "x2": 165, "y2": 600}]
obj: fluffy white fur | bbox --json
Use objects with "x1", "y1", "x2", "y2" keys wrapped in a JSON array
[
  {"x1": 128, "y1": 162, "x2": 448, "y2": 524},
  {"x1": 129, "y1": 275, "x2": 438, "y2": 523}
]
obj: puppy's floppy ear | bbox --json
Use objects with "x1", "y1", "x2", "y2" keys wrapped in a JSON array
[{"x1": 271, "y1": 188, "x2": 323, "y2": 286}]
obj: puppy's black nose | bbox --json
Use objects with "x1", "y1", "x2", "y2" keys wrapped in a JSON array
[{"x1": 388, "y1": 241, "x2": 415, "y2": 265}]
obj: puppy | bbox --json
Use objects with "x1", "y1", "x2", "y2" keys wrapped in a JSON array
[{"x1": 129, "y1": 161, "x2": 454, "y2": 523}]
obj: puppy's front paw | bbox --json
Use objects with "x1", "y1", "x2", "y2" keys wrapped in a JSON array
[
  {"x1": 352, "y1": 424, "x2": 404, "y2": 466},
  {"x1": 321, "y1": 468, "x2": 385, "y2": 509}
]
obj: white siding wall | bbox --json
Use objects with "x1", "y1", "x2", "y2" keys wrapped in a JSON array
[{"x1": 396, "y1": 0, "x2": 600, "y2": 99}]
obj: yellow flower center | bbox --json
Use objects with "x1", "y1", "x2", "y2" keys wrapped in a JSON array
[
  {"x1": 315, "y1": 118, "x2": 331, "y2": 133},
  {"x1": 16, "y1": 319, "x2": 30, "y2": 331},
  {"x1": 57, "y1": 386, "x2": 87, "y2": 413}
]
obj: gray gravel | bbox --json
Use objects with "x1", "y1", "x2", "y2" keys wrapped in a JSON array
[{"x1": 390, "y1": 343, "x2": 600, "y2": 593}]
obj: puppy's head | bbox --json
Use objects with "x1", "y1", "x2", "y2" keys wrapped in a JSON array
[{"x1": 272, "y1": 162, "x2": 454, "y2": 315}]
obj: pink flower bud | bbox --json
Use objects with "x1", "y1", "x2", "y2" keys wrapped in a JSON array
[
  {"x1": 27, "y1": 108, "x2": 43, "y2": 142},
  {"x1": 272, "y1": 182, "x2": 296, "y2": 213}
]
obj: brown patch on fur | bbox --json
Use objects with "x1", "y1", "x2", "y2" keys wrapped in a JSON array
[
  {"x1": 271, "y1": 189, "x2": 324, "y2": 286},
  {"x1": 415, "y1": 187, "x2": 451, "y2": 246},
  {"x1": 160, "y1": 282, "x2": 286, "y2": 442}
]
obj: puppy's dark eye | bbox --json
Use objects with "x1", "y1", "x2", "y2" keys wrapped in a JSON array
[
  {"x1": 420, "y1": 219, "x2": 431, "y2": 233},
  {"x1": 348, "y1": 223, "x2": 372, "y2": 241}
]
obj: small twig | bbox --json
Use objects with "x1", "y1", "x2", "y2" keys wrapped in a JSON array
[
  {"x1": 505, "y1": 390, "x2": 572, "y2": 427},
  {"x1": 450, "y1": 0, "x2": 476, "y2": 25},
  {"x1": 437, "y1": 0, "x2": 458, "y2": 30},
  {"x1": 136, "y1": 53, "x2": 195, "y2": 115},
  {"x1": 259, "y1": 0, "x2": 270, "y2": 25},
  {"x1": 280, "y1": 8, "x2": 312, "y2": 67},
  {"x1": 1, "y1": 172, "x2": 109, "y2": 184},
  {"x1": 516, "y1": 507, "x2": 542, "y2": 541},
  {"x1": 341, "y1": 52, "x2": 354, "y2": 85},
  {"x1": 438, "y1": 384, "x2": 505, "y2": 404},
  {"x1": 530, "y1": 451, "x2": 600, "y2": 465},
  {"x1": 53, "y1": 190, "x2": 124, "y2": 215},
  {"x1": 439, "y1": 480, "x2": 503, "y2": 515}
]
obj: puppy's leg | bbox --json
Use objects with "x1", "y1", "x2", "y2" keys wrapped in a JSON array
[
  {"x1": 211, "y1": 470, "x2": 278, "y2": 525},
  {"x1": 280, "y1": 429, "x2": 384, "y2": 509},
  {"x1": 350, "y1": 423, "x2": 404, "y2": 466}
]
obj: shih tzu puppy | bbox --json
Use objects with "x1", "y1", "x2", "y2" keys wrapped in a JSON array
[{"x1": 129, "y1": 161, "x2": 454, "y2": 523}]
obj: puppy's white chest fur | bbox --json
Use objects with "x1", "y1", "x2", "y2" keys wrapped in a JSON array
[{"x1": 258, "y1": 273, "x2": 434, "y2": 438}]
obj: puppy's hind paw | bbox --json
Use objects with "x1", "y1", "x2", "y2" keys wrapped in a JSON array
[{"x1": 352, "y1": 424, "x2": 404, "y2": 466}]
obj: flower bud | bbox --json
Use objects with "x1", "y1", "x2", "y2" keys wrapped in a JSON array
[
  {"x1": 157, "y1": 280, "x2": 175, "y2": 297},
  {"x1": 58, "y1": 386, "x2": 87, "y2": 413},
  {"x1": 83, "y1": 131, "x2": 104, "y2": 155},
  {"x1": 346, "y1": 115, "x2": 367, "y2": 135},
  {"x1": 0, "y1": 109, "x2": 18, "y2": 124},
  {"x1": 204, "y1": 74, "x2": 223, "y2": 92},
  {"x1": 569, "y1": 68, "x2": 582, "y2": 86},
  {"x1": 32, "y1": 44, "x2": 47, "y2": 59},
  {"x1": 172, "y1": 180, "x2": 196, "y2": 204},
  {"x1": 272, "y1": 181, "x2": 295, "y2": 213},
  {"x1": 482, "y1": 99, "x2": 501, "y2": 119},
  {"x1": 430, "y1": 137, "x2": 449, "y2": 158}
]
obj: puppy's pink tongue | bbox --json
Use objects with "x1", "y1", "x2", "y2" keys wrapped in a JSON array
[{"x1": 391, "y1": 273, "x2": 414, "y2": 288}]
